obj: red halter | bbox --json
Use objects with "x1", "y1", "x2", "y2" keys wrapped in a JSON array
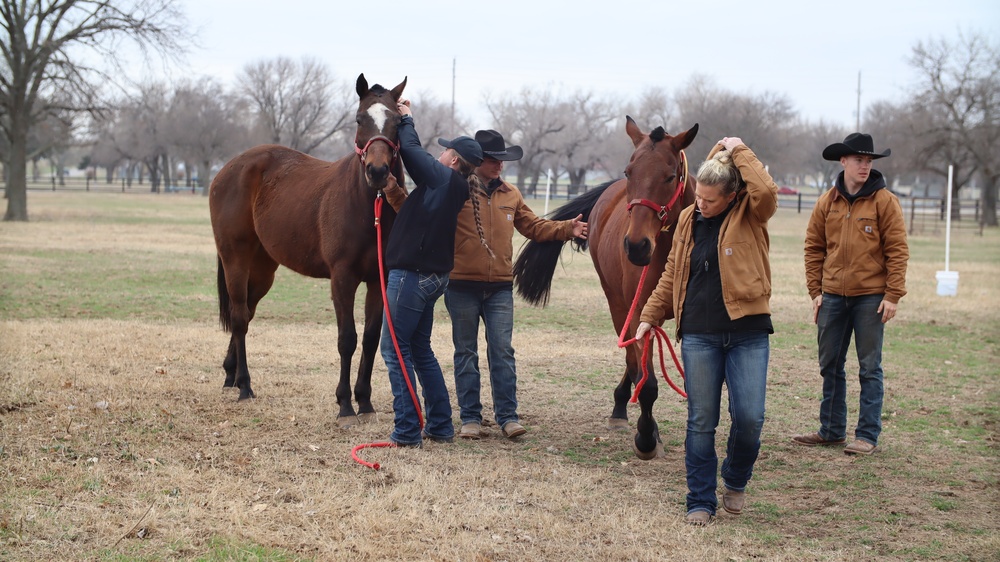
[
  {"x1": 355, "y1": 135, "x2": 399, "y2": 163},
  {"x1": 626, "y1": 150, "x2": 688, "y2": 226}
]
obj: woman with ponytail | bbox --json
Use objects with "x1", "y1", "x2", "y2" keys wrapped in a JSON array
[
  {"x1": 635, "y1": 137, "x2": 778, "y2": 525},
  {"x1": 379, "y1": 98, "x2": 485, "y2": 448}
]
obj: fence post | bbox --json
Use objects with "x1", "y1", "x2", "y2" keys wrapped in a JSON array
[
  {"x1": 86, "y1": 177, "x2": 90, "y2": 192},
  {"x1": 908, "y1": 197, "x2": 916, "y2": 235},
  {"x1": 51, "y1": 177, "x2": 56, "y2": 191},
  {"x1": 797, "y1": 193, "x2": 802, "y2": 214}
]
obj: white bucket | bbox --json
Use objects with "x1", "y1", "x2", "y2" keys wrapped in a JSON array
[{"x1": 935, "y1": 270, "x2": 959, "y2": 297}]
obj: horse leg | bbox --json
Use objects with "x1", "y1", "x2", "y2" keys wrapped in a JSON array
[
  {"x1": 235, "y1": 252, "x2": 276, "y2": 400},
  {"x1": 221, "y1": 249, "x2": 276, "y2": 401},
  {"x1": 633, "y1": 372, "x2": 664, "y2": 460},
  {"x1": 608, "y1": 341, "x2": 640, "y2": 430},
  {"x1": 223, "y1": 335, "x2": 238, "y2": 388},
  {"x1": 220, "y1": 259, "x2": 255, "y2": 401},
  {"x1": 353, "y1": 281, "x2": 383, "y2": 424},
  {"x1": 331, "y1": 275, "x2": 361, "y2": 427},
  {"x1": 608, "y1": 369, "x2": 634, "y2": 430}
]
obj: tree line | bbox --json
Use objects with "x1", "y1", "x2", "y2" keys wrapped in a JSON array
[{"x1": 2, "y1": 2, "x2": 997, "y2": 225}]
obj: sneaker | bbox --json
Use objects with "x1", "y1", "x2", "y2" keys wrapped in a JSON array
[
  {"x1": 685, "y1": 510, "x2": 713, "y2": 526},
  {"x1": 501, "y1": 421, "x2": 527, "y2": 438},
  {"x1": 844, "y1": 439, "x2": 878, "y2": 455},
  {"x1": 722, "y1": 488, "x2": 746, "y2": 515},
  {"x1": 458, "y1": 422, "x2": 483, "y2": 440},
  {"x1": 791, "y1": 432, "x2": 847, "y2": 446}
]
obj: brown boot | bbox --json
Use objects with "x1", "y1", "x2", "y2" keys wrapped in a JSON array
[
  {"x1": 685, "y1": 510, "x2": 713, "y2": 526},
  {"x1": 792, "y1": 432, "x2": 846, "y2": 446},
  {"x1": 844, "y1": 439, "x2": 878, "y2": 455},
  {"x1": 722, "y1": 488, "x2": 746, "y2": 515}
]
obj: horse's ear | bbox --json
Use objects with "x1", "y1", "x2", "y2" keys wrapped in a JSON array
[
  {"x1": 356, "y1": 73, "x2": 369, "y2": 98},
  {"x1": 390, "y1": 77, "x2": 407, "y2": 101},
  {"x1": 625, "y1": 115, "x2": 645, "y2": 147},
  {"x1": 674, "y1": 123, "x2": 699, "y2": 151}
]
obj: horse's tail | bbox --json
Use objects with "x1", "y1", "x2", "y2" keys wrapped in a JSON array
[
  {"x1": 513, "y1": 181, "x2": 614, "y2": 307},
  {"x1": 216, "y1": 256, "x2": 232, "y2": 333}
]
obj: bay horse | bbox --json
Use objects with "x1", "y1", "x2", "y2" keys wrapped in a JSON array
[
  {"x1": 209, "y1": 74, "x2": 406, "y2": 427},
  {"x1": 513, "y1": 117, "x2": 698, "y2": 459}
]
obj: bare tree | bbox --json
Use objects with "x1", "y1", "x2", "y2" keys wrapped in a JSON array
[
  {"x1": 236, "y1": 56, "x2": 354, "y2": 155},
  {"x1": 549, "y1": 91, "x2": 617, "y2": 194},
  {"x1": 165, "y1": 79, "x2": 249, "y2": 193},
  {"x1": 123, "y1": 84, "x2": 170, "y2": 192},
  {"x1": 907, "y1": 31, "x2": 1000, "y2": 225},
  {"x1": 792, "y1": 119, "x2": 850, "y2": 191},
  {"x1": 1, "y1": 0, "x2": 188, "y2": 220},
  {"x1": 409, "y1": 89, "x2": 471, "y2": 151},
  {"x1": 675, "y1": 75, "x2": 798, "y2": 176},
  {"x1": 485, "y1": 87, "x2": 565, "y2": 196}
]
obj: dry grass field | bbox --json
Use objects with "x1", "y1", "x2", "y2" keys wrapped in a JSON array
[{"x1": 1, "y1": 191, "x2": 997, "y2": 561}]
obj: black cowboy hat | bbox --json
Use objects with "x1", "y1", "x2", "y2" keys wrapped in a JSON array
[
  {"x1": 474, "y1": 129, "x2": 523, "y2": 161},
  {"x1": 438, "y1": 136, "x2": 484, "y2": 167},
  {"x1": 822, "y1": 132, "x2": 891, "y2": 161}
]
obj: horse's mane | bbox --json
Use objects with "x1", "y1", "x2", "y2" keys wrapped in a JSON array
[
  {"x1": 369, "y1": 84, "x2": 390, "y2": 96},
  {"x1": 649, "y1": 127, "x2": 666, "y2": 143}
]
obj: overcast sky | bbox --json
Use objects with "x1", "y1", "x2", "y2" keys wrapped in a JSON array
[{"x1": 176, "y1": 0, "x2": 999, "y2": 133}]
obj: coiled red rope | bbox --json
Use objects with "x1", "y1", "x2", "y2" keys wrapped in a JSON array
[{"x1": 616, "y1": 265, "x2": 687, "y2": 401}]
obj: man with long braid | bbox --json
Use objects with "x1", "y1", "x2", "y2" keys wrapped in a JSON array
[{"x1": 446, "y1": 130, "x2": 587, "y2": 440}]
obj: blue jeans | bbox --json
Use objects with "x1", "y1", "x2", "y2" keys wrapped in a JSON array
[
  {"x1": 444, "y1": 287, "x2": 519, "y2": 428},
  {"x1": 816, "y1": 293, "x2": 885, "y2": 446},
  {"x1": 380, "y1": 269, "x2": 454, "y2": 445},
  {"x1": 681, "y1": 331, "x2": 769, "y2": 515}
]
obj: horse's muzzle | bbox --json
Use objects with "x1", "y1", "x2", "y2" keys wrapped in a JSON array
[
  {"x1": 366, "y1": 163, "x2": 390, "y2": 190},
  {"x1": 624, "y1": 236, "x2": 652, "y2": 266}
]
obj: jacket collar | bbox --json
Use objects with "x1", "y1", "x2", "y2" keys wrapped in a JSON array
[{"x1": 834, "y1": 169, "x2": 886, "y2": 201}]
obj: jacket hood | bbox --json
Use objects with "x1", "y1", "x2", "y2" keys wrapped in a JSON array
[{"x1": 835, "y1": 169, "x2": 886, "y2": 201}]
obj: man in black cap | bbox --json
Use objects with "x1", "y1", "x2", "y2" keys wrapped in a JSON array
[
  {"x1": 793, "y1": 133, "x2": 909, "y2": 456},
  {"x1": 445, "y1": 129, "x2": 588, "y2": 440}
]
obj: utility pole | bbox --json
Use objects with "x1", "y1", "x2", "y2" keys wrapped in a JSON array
[
  {"x1": 451, "y1": 58, "x2": 456, "y2": 133},
  {"x1": 856, "y1": 70, "x2": 861, "y2": 131}
]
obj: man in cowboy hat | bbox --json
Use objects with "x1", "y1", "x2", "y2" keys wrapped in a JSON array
[
  {"x1": 446, "y1": 129, "x2": 588, "y2": 440},
  {"x1": 793, "y1": 133, "x2": 909, "y2": 456}
]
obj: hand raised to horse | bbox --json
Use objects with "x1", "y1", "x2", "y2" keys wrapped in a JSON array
[
  {"x1": 571, "y1": 213, "x2": 589, "y2": 239},
  {"x1": 397, "y1": 98, "x2": 412, "y2": 117}
]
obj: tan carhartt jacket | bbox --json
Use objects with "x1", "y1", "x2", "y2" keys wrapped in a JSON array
[
  {"x1": 804, "y1": 179, "x2": 909, "y2": 303},
  {"x1": 640, "y1": 144, "x2": 778, "y2": 336}
]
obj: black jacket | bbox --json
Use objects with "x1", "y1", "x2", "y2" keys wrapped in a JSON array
[{"x1": 384, "y1": 115, "x2": 470, "y2": 273}]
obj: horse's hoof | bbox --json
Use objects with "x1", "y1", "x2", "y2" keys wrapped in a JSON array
[
  {"x1": 337, "y1": 415, "x2": 359, "y2": 429},
  {"x1": 356, "y1": 412, "x2": 378, "y2": 424},
  {"x1": 632, "y1": 440, "x2": 665, "y2": 461},
  {"x1": 608, "y1": 417, "x2": 630, "y2": 431}
]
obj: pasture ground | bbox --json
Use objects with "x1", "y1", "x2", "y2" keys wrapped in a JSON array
[{"x1": 0, "y1": 192, "x2": 997, "y2": 561}]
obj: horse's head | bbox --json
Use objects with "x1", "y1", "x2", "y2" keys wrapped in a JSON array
[
  {"x1": 355, "y1": 73, "x2": 407, "y2": 190},
  {"x1": 621, "y1": 116, "x2": 699, "y2": 265}
]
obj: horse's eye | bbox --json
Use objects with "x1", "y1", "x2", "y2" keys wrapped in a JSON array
[
  {"x1": 665, "y1": 175, "x2": 676, "y2": 184},
  {"x1": 355, "y1": 116, "x2": 362, "y2": 125}
]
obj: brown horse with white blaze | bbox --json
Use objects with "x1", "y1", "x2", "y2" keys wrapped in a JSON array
[
  {"x1": 209, "y1": 74, "x2": 406, "y2": 427},
  {"x1": 514, "y1": 116, "x2": 698, "y2": 459}
]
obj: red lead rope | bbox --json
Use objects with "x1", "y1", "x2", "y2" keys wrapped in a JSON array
[
  {"x1": 352, "y1": 195, "x2": 426, "y2": 470},
  {"x1": 616, "y1": 265, "x2": 687, "y2": 400},
  {"x1": 374, "y1": 196, "x2": 425, "y2": 428}
]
